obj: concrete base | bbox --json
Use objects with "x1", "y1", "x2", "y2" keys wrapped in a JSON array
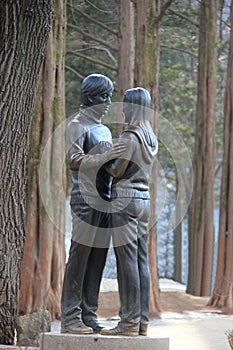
[
  {"x1": 40, "y1": 332, "x2": 169, "y2": 350},
  {"x1": 0, "y1": 347, "x2": 38, "y2": 350}
]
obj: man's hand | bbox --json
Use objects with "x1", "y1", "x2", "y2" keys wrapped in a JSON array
[{"x1": 107, "y1": 143, "x2": 127, "y2": 160}]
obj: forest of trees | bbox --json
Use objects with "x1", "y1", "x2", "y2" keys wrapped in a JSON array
[{"x1": 1, "y1": 0, "x2": 233, "y2": 345}]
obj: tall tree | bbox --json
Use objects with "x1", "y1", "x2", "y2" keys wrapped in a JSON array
[
  {"x1": 116, "y1": 0, "x2": 135, "y2": 134},
  {"x1": 208, "y1": 0, "x2": 233, "y2": 310},
  {"x1": 118, "y1": 0, "x2": 134, "y2": 101},
  {"x1": 134, "y1": 0, "x2": 175, "y2": 314},
  {"x1": 174, "y1": 173, "x2": 183, "y2": 283},
  {"x1": 187, "y1": 0, "x2": 218, "y2": 296},
  {"x1": 18, "y1": 0, "x2": 66, "y2": 319},
  {"x1": 0, "y1": 0, "x2": 53, "y2": 345}
]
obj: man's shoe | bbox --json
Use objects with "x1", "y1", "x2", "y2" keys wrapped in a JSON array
[
  {"x1": 84, "y1": 321, "x2": 104, "y2": 333},
  {"x1": 139, "y1": 323, "x2": 148, "y2": 336},
  {"x1": 61, "y1": 321, "x2": 93, "y2": 334},
  {"x1": 100, "y1": 324, "x2": 138, "y2": 337}
]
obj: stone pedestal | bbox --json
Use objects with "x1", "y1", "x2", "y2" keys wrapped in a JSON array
[
  {"x1": 40, "y1": 332, "x2": 169, "y2": 350},
  {"x1": 0, "y1": 347, "x2": 38, "y2": 350}
]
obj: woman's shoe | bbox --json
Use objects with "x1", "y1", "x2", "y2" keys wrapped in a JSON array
[
  {"x1": 139, "y1": 323, "x2": 148, "y2": 336},
  {"x1": 100, "y1": 324, "x2": 138, "y2": 337}
]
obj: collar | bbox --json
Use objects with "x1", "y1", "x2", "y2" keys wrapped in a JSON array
[{"x1": 79, "y1": 105, "x2": 101, "y2": 125}]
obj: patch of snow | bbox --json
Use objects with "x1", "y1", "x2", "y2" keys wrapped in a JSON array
[
  {"x1": 100, "y1": 277, "x2": 186, "y2": 293},
  {"x1": 100, "y1": 278, "x2": 118, "y2": 292},
  {"x1": 159, "y1": 278, "x2": 186, "y2": 292}
]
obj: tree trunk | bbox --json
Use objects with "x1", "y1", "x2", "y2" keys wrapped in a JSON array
[
  {"x1": 134, "y1": 0, "x2": 174, "y2": 314},
  {"x1": 134, "y1": 0, "x2": 160, "y2": 107},
  {"x1": 18, "y1": 0, "x2": 66, "y2": 320},
  {"x1": 208, "y1": 0, "x2": 233, "y2": 310},
  {"x1": 174, "y1": 172, "x2": 182, "y2": 283},
  {"x1": 0, "y1": 1, "x2": 53, "y2": 345},
  {"x1": 148, "y1": 160, "x2": 162, "y2": 315},
  {"x1": 118, "y1": 0, "x2": 134, "y2": 101},
  {"x1": 117, "y1": 0, "x2": 135, "y2": 134},
  {"x1": 187, "y1": 0, "x2": 218, "y2": 296}
]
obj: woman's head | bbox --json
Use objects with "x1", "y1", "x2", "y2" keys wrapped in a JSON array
[
  {"x1": 123, "y1": 87, "x2": 151, "y2": 107},
  {"x1": 123, "y1": 87, "x2": 151, "y2": 124}
]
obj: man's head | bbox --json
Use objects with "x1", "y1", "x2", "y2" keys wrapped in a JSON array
[{"x1": 81, "y1": 74, "x2": 114, "y2": 116}]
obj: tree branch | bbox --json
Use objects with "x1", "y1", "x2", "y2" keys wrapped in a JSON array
[
  {"x1": 85, "y1": 0, "x2": 115, "y2": 14},
  {"x1": 215, "y1": 160, "x2": 222, "y2": 177},
  {"x1": 158, "y1": 0, "x2": 176, "y2": 21},
  {"x1": 76, "y1": 46, "x2": 117, "y2": 64},
  {"x1": 67, "y1": 23, "x2": 118, "y2": 52},
  {"x1": 67, "y1": 2, "x2": 118, "y2": 36},
  {"x1": 168, "y1": 8, "x2": 199, "y2": 28},
  {"x1": 65, "y1": 65, "x2": 84, "y2": 80},
  {"x1": 66, "y1": 51, "x2": 118, "y2": 71},
  {"x1": 160, "y1": 44, "x2": 198, "y2": 58}
]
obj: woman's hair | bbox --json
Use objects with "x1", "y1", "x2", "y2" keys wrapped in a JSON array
[
  {"x1": 123, "y1": 87, "x2": 151, "y2": 108},
  {"x1": 123, "y1": 87, "x2": 152, "y2": 123}
]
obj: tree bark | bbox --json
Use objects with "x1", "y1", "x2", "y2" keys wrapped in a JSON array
[
  {"x1": 187, "y1": 0, "x2": 218, "y2": 296},
  {"x1": 134, "y1": 0, "x2": 160, "y2": 107},
  {"x1": 118, "y1": 0, "x2": 135, "y2": 101},
  {"x1": 208, "y1": 0, "x2": 233, "y2": 310},
  {"x1": 134, "y1": 0, "x2": 161, "y2": 314},
  {"x1": 117, "y1": 0, "x2": 135, "y2": 134},
  {"x1": 0, "y1": 1, "x2": 53, "y2": 345},
  {"x1": 134, "y1": 0, "x2": 174, "y2": 314},
  {"x1": 174, "y1": 172, "x2": 182, "y2": 283},
  {"x1": 18, "y1": 0, "x2": 66, "y2": 320}
]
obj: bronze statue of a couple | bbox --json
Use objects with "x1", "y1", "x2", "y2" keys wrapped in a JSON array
[{"x1": 61, "y1": 74, "x2": 158, "y2": 337}]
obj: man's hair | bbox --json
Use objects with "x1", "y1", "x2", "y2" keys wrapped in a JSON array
[{"x1": 81, "y1": 74, "x2": 114, "y2": 101}]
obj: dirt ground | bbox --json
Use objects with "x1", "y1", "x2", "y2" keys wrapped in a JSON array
[
  {"x1": 46, "y1": 283, "x2": 233, "y2": 350},
  {"x1": 98, "y1": 290, "x2": 212, "y2": 319},
  {"x1": 97, "y1": 290, "x2": 233, "y2": 350}
]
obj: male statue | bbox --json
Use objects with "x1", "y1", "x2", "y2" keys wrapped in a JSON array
[{"x1": 61, "y1": 73, "x2": 124, "y2": 334}]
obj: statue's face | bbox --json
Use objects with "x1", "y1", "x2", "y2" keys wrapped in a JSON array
[
  {"x1": 122, "y1": 103, "x2": 131, "y2": 123},
  {"x1": 89, "y1": 91, "x2": 112, "y2": 116}
]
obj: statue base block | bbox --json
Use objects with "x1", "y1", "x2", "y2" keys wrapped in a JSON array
[{"x1": 40, "y1": 332, "x2": 169, "y2": 350}]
